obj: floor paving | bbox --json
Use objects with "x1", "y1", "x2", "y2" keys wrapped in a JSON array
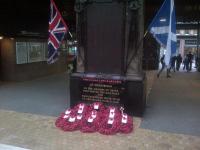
[
  {"x1": 0, "y1": 70, "x2": 200, "y2": 150},
  {"x1": 142, "y1": 69, "x2": 200, "y2": 136},
  {"x1": 0, "y1": 109, "x2": 200, "y2": 150}
]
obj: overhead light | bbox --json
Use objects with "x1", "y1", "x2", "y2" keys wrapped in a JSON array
[
  {"x1": 10, "y1": 37, "x2": 14, "y2": 40},
  {"x1": 0, "y1": 36, "x2": 3, "y2": 40},
  {"x1": 180, "y1": 30, "x2": 184, "y2": 34}
]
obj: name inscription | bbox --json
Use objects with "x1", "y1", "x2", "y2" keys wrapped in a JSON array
[{"x1": 81, "y1": 77, "x2": 124, "y2": 104}]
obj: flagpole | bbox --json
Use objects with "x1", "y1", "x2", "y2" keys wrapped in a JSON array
[
  {"x1": 68, "y1": 31, "x2": 73, "y2": 38},
  {"x1": 143, "y1": 30, "x2": 148, "y2": 37}
]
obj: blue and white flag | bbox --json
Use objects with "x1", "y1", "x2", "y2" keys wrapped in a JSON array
[{"x1": 148, "y1": 0, "x2": 176, "y2": 66}]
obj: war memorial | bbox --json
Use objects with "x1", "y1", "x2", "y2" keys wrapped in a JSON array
[{"x1": 70, "y1": 0, "x2": 146, "y2": 116}]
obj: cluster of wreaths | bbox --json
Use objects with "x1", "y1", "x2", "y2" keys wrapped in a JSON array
[{"x1": 55, "y1": 102, "x2": 134, "y2": 135}]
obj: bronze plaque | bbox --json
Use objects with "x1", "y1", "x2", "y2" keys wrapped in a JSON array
[{"x1": 81, "y1": 76, "x2": 125, "y2": 104}]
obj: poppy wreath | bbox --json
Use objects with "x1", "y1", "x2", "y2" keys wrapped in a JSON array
[
  {"x1": 80, "y1": 110, "x2": 102, "y2": 133},
  {"x1": 61, "y1": 103, "x2": 88, "y2": 131},
  {"x1": 55, "y1": 102, "x2": 134, "y2": 135},
  {"x1": 55, "y1": 112, "x2": 65, "y2": 128},
  {"x1": 61, "y1": 113, "x2": 80, "y2": 131},
  {"x1": 119, "y1": 112, "x2": 133, "y2": 134},
  {"x1": 98, "y1": 106, "x2": 121, "y2": 135},
  {"x1": 55, "y1": 108, "x2": 73, "y2": 129},
  {"x1": 73, "y1": 103, "x2": 89, "y2": 121},
  {"x1": 88, "y1": 102, "x2": 106, "y2": 112}
]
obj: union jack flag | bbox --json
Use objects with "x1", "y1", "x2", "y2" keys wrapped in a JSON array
[{"x1": 48, "y1": 0, "x2": 68, "y2": 64}]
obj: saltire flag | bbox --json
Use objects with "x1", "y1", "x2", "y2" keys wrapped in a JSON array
[
  {"x1": 148, "y1": 0, "x2": 176, "y2": 66},
  {"x1": 48, "y1": 0, "x2": 68, "y2": 64}
]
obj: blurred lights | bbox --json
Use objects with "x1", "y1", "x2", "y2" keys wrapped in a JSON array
[
  {"x1": 176, "y1": 29, "x2": 198, "y2": 36},
  {"x1": 160, "y1": 18, "x2": 166, "y2": 22},
  {"x1": 0, "y1": 36, "x2": 15, "y2": 40}
]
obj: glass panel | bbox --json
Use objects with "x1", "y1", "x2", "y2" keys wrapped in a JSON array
[{"x1": 16, "y1": 42, "x2": 28, "y2": 64}]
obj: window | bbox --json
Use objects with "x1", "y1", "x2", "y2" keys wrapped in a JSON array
[
  {"x1": 28, "y1": 42, "x2": 46, "y2": 63},
  {"x1": 16, "y1": 42, "x2": 28, "y2": 64},
  {"x1": 16, "y1": 41, "x2": 47, "y2": 64}
]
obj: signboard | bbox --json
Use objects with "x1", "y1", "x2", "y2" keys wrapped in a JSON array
[
  {"x1": 185, "y1": 40, "x2": 197, "y2": 45},
  {"x1": 81, "y1": 77, "x2": 125, "y2": 104}
]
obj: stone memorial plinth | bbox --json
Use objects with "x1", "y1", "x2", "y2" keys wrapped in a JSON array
[{"x1": 70, "y1": 0, "x2": 146, "y2": 116}]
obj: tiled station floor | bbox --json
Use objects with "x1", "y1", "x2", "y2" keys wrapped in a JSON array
[{"x1": 0, "y1": 71, "x2": 200, "y2": 150}]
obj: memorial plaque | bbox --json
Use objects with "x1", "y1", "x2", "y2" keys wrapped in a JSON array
[
  {"x1": 70, "y1": 73, "x2": 146, "y2": 116},
  {"x1": 81, "y1": 77, "x2": 125, "y2": 104}
]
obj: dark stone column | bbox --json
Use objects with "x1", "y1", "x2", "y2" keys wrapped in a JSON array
[
  {"x1": 0, "y1": 39, "x2": 2, "y2": 80},
  {"x1": 197, "y1": 21, "x2": 200, "y2": 71},
  {"x1": 125, "y1": 0, "x2": 144, "y2": 74}
]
